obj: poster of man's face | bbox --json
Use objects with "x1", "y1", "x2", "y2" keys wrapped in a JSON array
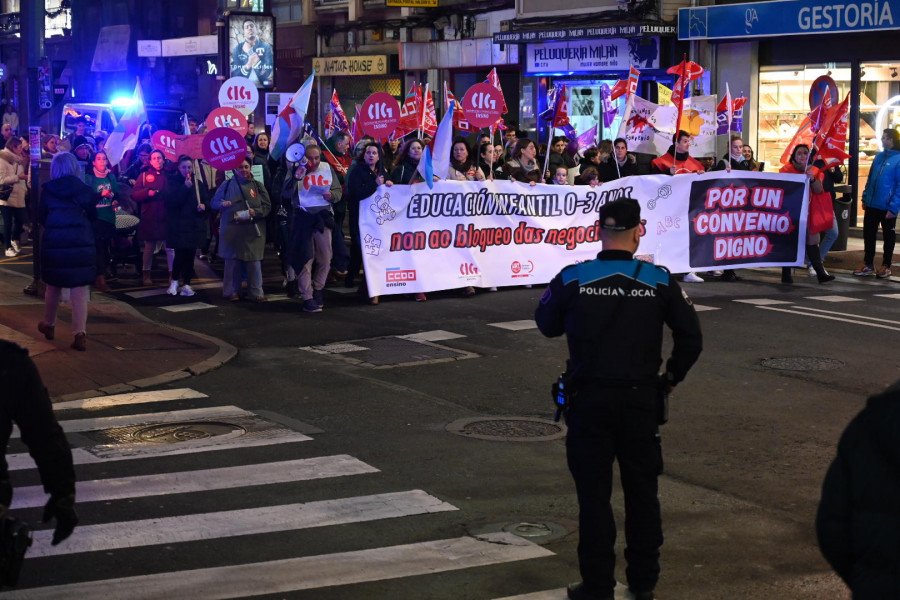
[{"x1": 228, "y1": 14, "x2": 275, "y2": 88}]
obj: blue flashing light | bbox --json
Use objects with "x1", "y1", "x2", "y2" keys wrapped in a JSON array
[{"x1": 110, "y1": 95, "x2": 136, "y2": 108}]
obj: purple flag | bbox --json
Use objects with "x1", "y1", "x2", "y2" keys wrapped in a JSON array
[
  {"x1": 575, "y1": 124, "x2": 598, "y2": 151},
  {"x1": 731, "y1": 105, "x2": 744, "y2": 132},
  {"x1": 600, "y1": 84, "x2": 617, "y2": 128}
]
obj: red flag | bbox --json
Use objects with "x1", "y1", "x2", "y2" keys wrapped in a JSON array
[
  {"x1": 324, "y1": 109, "x2": 334, "y2": 138},
  {"x1": 422, "y1": 84, "x2": 438, "y2": 138},
  {"x1": 780, "y1": 116, "x2": 815, "y2": 165},
  {"x1": 553, "y1": 85, "x2": 570, "y2": 128},
  {"x1": 349, "y1": 104, "x2": 362, "y2": 146},
  {"x1": 610, "y1": 79, "x2": 629, "y2": 101},
  {"x1": 395, "y1": 83, "x2": 420, "y2": 139},
  {"x1": 667, "y1": 58, "x2": 704, "y2": 107},
  {"x1": 486, "y1": 67, "x2": 508, "y2": 114},
  {"x1": 330, "y1": 89, "x2": 351, "y2": 133},
  {"x1": 815, "y1": 93, "x2": 851, "y2": 168},
  {"x1": 445, "y1": 83, "x2": 478, "y2": 134},
  {"x1": 626, "y1": 65, "x2": 641, "y2": 98}
]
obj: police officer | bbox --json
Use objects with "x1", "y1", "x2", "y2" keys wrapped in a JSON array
[
  {"x1": 0, "y1": 341, "x2": 78, "y2": 549},
  {"x1": 535, "y1": 198, "x2": 702, "y2": 600}
]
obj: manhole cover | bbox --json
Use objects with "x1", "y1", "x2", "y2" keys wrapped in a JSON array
[
  {"x1": 302, "y1": 336, "x2": 478, "y2": 368},
  {"x1": 446, "y1": 417, "x2": 565, "y2": 442},
  {"x1": 133, "y1": 421, "x2": 246, "y2": 443},
  {"x1": 469, "y1": 520, "x2": 570, "y2": 544},
  {"x1": 760, "y1": 356, "x2": 845, "y2": 371}
]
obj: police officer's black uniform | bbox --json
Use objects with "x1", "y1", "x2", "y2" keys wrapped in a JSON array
[
  {"x1": 0, "y1": 340, "x2": 78, "y2": 549},
  {"x1": 535, "y1": 198, "x2": 702, "y2": 600}
]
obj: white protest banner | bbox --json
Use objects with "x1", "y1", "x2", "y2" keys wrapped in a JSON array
[
  {"x1": 621, "y1": 95, "x2": 717, "y2": 156},
  {"x1": 359, "y1": 172, "x2": 808, "y2": 296}
]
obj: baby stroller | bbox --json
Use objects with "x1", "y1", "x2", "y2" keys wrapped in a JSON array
[{"x1": 110, "y1": 211, "x2": 141, "y2": 279}]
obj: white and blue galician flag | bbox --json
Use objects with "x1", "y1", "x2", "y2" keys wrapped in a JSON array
[
  {"x1": 105, "y1": 78, "x2": 146, "y2": 167},
  {"x1": 270, "y1": 70, "x2": 316, "y2": 161},
  {"x1": 416, "y1": 145, "x2": 435, "y2": 189},
  {"x1": 424, "y1": 99, "x2": 455, "y2": 186}
]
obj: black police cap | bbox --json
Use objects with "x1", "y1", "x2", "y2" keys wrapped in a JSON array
[{"x1": 599, "y1": 198, "x2": 641, "y2": 231}]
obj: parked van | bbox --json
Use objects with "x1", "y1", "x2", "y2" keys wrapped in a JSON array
[{"x1": 60, "y1": 102, "x2": 188, "y2": 145}]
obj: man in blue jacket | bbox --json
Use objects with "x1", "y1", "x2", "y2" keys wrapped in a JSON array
[{"x1": 854, "y1": 128, "x2": 900, "y2": 279}]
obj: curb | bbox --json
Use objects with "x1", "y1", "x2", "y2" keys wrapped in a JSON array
[{"x1": 52, "y1": 297, "x2": 238, "y2": 402}]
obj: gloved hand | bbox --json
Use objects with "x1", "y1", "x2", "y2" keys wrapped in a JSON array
[
  {"x1": 42, "y1": 493, "x2": 78, "y2": 545},
  {"x1": 0, "y1": 478, "x2": 11, "y2": 520}
]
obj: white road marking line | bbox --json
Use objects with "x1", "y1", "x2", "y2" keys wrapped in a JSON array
[
  {"x1": 12, "y1": 455, "x2": 378, "y2": 509},
  {"x1": 803, "y1": 295, "x2": 863, "y2": 302},
  {"x1": 15, "y1": 406, "x2": 253, "y2": 438},
  {"x1": 733, "y1": 298, "x2": 793, "y2": 306},
  {"x1": 7, "y1": 431, "x2": 312, "y2": 471},
  {"x1": 791, "y1": 305, "x2": 900, "y2": 324},
  {"x1": 54, "y1": 388, "x2": 209, "y2": 412},
  {"x1": 489, "y1": 320, "x2": 538, "y2": 330},
  {"x1": 757, "y1": 306, "x2": 900, "y2": 332},
  {"x1": 400, "y1": 330, "x2": 466, "y2": 342},
  {"x1": 692, "y1": 305, "x2": 720, "y2": 312},
  {"x1": 28, "y1": 489, "x2": 458, "y2": 558},
  {"x1": 8, "y1": 532, "x2": 551, "y2": 599},
  {"x1": 874, "y1": 293, "x2": 900, "y2": 299},
  {"x1": 159, "y1": 302, "x2": 217, "y2": 312},
  {"x1": 493, "y1": 583, "x2": 631, "y2": 600}
]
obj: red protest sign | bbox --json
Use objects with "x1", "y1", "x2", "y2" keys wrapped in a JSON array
[
  {"x1": 201, "y1": 127, "x2": 248, "y2": 171},
  {"x1": 206, "y1": 107, "x2": 248, "y2": 137},
  {"x1": 461, "y1": 82, "x2": 505, "y2": 129},
  {"x1": 359, "y1": 92, "x2": 400, "y2": 141},
  {"x1": 174, "y1": 134, "x2": 207, "y2": 160},
  {"x1": 150, "y1": 130, "x2": 179, "y2": 161}
]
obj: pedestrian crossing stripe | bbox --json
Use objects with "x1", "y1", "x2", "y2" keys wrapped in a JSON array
[
  {"x1": 6, "y1": 532, "x2": 552, "y2": 599},
  {"x1": 29, "y1": 490, "x2": 458, "y2": 558},
  {"x1": 12, "y1": 455, "x2": 379, "y2": 509},
  {"x1": 53, "y1": 388, "x2": 209, "y2": 412},
  {"x1": 489, "y1": 320, "x2": 537, "y2": 330}
]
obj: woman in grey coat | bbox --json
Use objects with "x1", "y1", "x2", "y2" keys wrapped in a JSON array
[{"x1": 211, "y1": 158, "x2": 271, "y2": 301}]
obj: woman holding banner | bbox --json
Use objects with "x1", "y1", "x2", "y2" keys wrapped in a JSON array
[
  {"x1": 390, "y1": 139, "x2": 426, "y2": 185},
  {"x1": 713, "y1": 135, "x2": 748, "y2": 173},
  {"x1": 347, "y1": 142, "x2": 394, "y2": 304},
  {"x1": 779, "y1": 144, "x2": 835, "y2": 284},
  {"x1": 504, "y1": 139, "x2": 542, "y2": 184},
  {"x1": 448, "y1": 139, "x2": 485, "y2": 182},
  {"x1": 479, "y1": 143, "x2": 504, "y2": 181}
]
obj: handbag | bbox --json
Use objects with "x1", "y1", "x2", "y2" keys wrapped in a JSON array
[
  {"x1": 808, "y1": 190, "x2": 835, "y2": 235},
  {"x1": 0, "y1": 185, "x2": 11, "y2": 202}
]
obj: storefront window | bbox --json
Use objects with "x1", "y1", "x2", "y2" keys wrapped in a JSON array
[{"x1": 759, "y1": 63, "x2": 900, "y2": 221}]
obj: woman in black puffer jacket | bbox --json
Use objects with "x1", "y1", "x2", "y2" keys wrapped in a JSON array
[{"x1": 38, "y1": 152, "x2": 97, "y2": 351}]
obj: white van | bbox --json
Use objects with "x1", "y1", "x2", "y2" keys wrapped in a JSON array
[{"x1": 59, "y1": 102, "x2": 188, "y2": 144}]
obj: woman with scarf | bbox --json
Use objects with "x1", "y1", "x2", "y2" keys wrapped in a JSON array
[
  {"x1": 132, "y1": 149, "x2": 175, "y2": 287},
  {"x1": 448, "y1": 138, "x2": 485, "y2": 182},
  {"x1": 0, "y1": 136, "x2": 28, "y2": 257},
  {"x1": 504, "y1": 138, "x2": 542, "y2": 184},
  {"x1": 211, "y1": 158, "x2": 270, "y2": 302},
  {"x1": 347, "y1": 142, "x2": 395, "y2": 304},
  {"x1": 83, "y1": 150, "x2": 119, "y2": 290},
  {"x1": 390, "y1": 139, "x2": 426, "y2": 185},
  {"x1": 165, "y1": 156, "x2": 208, "y2": 297},
  {"x1": 711, "y1": 136, "x2": 751, "y2": 282}
]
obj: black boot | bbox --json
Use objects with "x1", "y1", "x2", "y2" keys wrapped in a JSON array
[{"x1": 807, "y1": 244, "x2": 835, "y2": 283}]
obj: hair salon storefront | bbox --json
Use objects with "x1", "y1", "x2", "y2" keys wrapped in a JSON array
[{"x1": 680, "y1": 0, "x2": 900, "y2": 225}]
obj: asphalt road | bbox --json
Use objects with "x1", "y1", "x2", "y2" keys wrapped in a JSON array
[{"x1": 8, "y1": 266, "x2": 900, "y2": 599}]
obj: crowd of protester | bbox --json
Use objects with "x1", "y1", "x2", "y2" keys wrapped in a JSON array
[{"x1": 2, "y1": 108, "x2": 886, "y2": 347}]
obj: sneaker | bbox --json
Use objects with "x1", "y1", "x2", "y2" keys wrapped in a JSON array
[
  {"x1": 414, "y1": 292, "x2": 427, "y2": 302},
  {"x1": 4, "y1": 248, "x2": 14, "y2": 257},
  {"x1": 179, "y1": 285, "x2": 196, "y2": 297},
  {"x1": 853, "y1": 264, "x2": 875, "y2": 276},
  {"x1": 876, "y1": 264, "x2": 892, "y2": 279},
  {"x1": 808, "y1": 265, "x2": 816, "y2": 277},
  {"x1": 312, "y1": 289, "x2": 324, "y2": 308},
  {"x1": 683, "y1": 272, "x2": 704, "y2": 283},
  {"x1": 166, "y1": 281, "x2": 179, "y2": 296},
  {"x1": 10, "y1": 240, "x2": 19, "y2": 253},
  {"x1": 302, "y1": 298, "x2": 322, "y2": 313}
]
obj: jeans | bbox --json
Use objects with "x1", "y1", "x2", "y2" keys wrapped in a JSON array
[
  {"x1": 0, "y1": 205, "x2": 26, "y2": 249},
  {"x1": 862, "y1": 207, "x2": 897, "y2": 267},
  {"x1": 223, "y1": 258, "x2": 262, "y2": 299},
  {"x1": 819, "y1": 215, "x2": 839, "y2": 261}
]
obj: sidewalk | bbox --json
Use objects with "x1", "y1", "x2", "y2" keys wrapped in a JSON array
[{"x1": 0, "y1": 267, "x2": 235, "y2": 403}]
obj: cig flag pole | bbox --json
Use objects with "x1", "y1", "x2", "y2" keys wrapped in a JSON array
[
  {"x1": 270, "y1": 70, "x2": 316, "y2": 161},
  {"x1": 105, "y1": 78, "x2": 146, "y2": 167}
]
